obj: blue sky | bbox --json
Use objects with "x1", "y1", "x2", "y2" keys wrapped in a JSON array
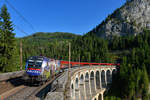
[{"x1": 0, "y1": 0, "x2": 126, "y2": 37}]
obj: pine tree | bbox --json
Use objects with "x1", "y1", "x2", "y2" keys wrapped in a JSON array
[
  {"x1": 0, "y1": 5, "x2": 17, "y2": 72},
  {"x1": 0, "y1": 29, "x2": 5, "y2": 71},
  {"x1": 141, "y1": 64, "x2": 149, "y2": 100}
]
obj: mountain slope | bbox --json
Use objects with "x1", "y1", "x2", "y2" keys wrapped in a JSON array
[
  {"x1": 88, "y1": 0, "x2": 150, "y2": 38},
  {"x1": 23, "y1": 32, "x2": 80, "y2": 41},
  {"x1": 16, "y1": 32, "x2": 80, "y2": 66}
]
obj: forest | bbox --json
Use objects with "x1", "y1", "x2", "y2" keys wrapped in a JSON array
[
  {"x1": 0, "y1": 4, "x2": 149, "y2": 100},
  {"x1": 104, "y1": 30, "x2": 150, "y2": 100}
]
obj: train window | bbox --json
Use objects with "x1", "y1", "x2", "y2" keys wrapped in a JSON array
[
  {"x1": 35, "y1": 60, "x2": 43, "y2": 68},
  {"x1": 28, "y1": 60, "x2": 34, "y2": 67},
  {"x1": 28, "y1": 60, "x2": 34, "y2": 62},
  {"x1": 28, "y1": 60, "x2": 43, "y2": 69}
]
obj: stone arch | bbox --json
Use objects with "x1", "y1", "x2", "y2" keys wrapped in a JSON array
[
  {"x1": 106, "y1": 70, "x2": 111, "y2": 85},
  {"x1": 101, "y1": 70, "x2": 106, "y2": 88},
  {"x1": 80, "y1": 74, "x2": 84, "y2": 84},
  {"x1": 90, "y1": 71, "x2": 96, "y2": 93},
  {"x1": 98, "y1": 94, "x2": 102, "y2": 100},
  {"x1": 85, "y1": 72, "x2": 89, "y2": 81},
  {"x1": 90, "y1": 71, "x2": 94, "y2": 80},
  {"x1": 112, "y1": 69, "x2": 117, "y2": 82},
  {"x1": 112, "y1": 69, "x2": 117, "y2": 75},
  {"x1": 75, "y1": 78, "x2": 79, "y2": 89},
  {"x1": 71, "y1": 83, "x2": 74, "y2": 89},
  {"x1": 71, "y1": 83, "x2": 74, "y2": 97},
  {"x1": 95, "y1": 70, "x2": 100, "y2": 89}
]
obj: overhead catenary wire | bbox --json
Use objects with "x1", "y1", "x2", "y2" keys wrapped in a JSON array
[
  {"x1": 5, "y1": 0, "x2": 36, "y2": 34},
  {"x1": 0, "y1": 0, "x2": 29, "y2": 36},
  {"x1": 1, "y1": 0, "x2": 56, "y2": 39},
  {"x1": 14, "y1": 25, "x2": 29, "y2": 36},
  {"x1": 2, "y1": 0, "x2": 40, "y2": 69}
]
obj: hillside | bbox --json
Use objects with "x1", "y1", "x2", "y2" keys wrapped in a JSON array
[
  {"x1": 88, "y1": 0, "x2": 150, "y2": 38},
  {"x1": 16, "y1": 32, "x2": 80, "y2": 65},
  {"x1": 17, "y1": 32, "x2": 80, "y2": 50},
  {"x1": 22, "y1": 32, "x2": 80, "y2": 41}
]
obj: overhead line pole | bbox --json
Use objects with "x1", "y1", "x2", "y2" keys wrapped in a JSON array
[
  {"x1": 79, "y1": 54, "x2": 80, "y2": 69},
  {"x1": 20, "y1": 40, "x2": 23, "y2": 70},
  {"x1": 68, "y1": 42, "x2": 71, "y2": 78}
]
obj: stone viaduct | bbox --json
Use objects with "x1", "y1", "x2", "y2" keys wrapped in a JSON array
[
  {"x1": 69, "y1": 65, "x2": 117, "y2": 100},
  {"x1": 46, "y1": 62, "x2": 119, "y2": 100}
]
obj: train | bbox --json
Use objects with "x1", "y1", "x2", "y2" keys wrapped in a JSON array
[
  {"x1": 24, "y1": 56, "x2": 61, "y2": 84},
  {"x1": 24, "y1": 56, "x2": 120, "y2": 85}
]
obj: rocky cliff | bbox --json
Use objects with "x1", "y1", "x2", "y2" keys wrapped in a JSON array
[{"x1": 89, "y1": 0, "x2": 150, "y2": 38}]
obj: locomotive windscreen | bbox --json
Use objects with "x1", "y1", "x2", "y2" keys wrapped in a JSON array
[{"x1": 28, "y1": 56, "x2": 43, "y2": 69}]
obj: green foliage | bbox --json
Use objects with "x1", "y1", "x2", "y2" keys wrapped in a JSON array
[
  {"x1": 106, "y1": 30, "x2": 150, "y2": 99},
  {"x1": 0, "y1": 5, "x2": 19, "y2": 72},
  {"x1": 71, "y1": 34, "x2": 110, "y2": 62},
  {"x1": 0, "y1": 3, "x2": 149, "y2": 100},
  {"x1": 141, "y1": 64, "x2": 149, "y2": 100},
  {"x1": 104, "y1": 96, "x2": 121, "y2": 100},
  {"x1": 18, "y1": 32, "x2": 112, "y2": 66}
]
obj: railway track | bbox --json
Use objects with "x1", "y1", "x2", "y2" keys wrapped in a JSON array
[
  {"x1": 4, "y1": 86, "x2": 38, "y2": 100},
  {"x1": 1, "y1": 72, "x2": 63, "y2": 100},
  {"x1": 0, "y1": 76, "x2": 25, "y2": 98},
  {"x1": 0, "y1": 71, "x2": 25, "y2": 95}
]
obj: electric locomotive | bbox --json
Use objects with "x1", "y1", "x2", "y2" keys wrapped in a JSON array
[{"x1": 24, "y1": 56, "x2": 61, "y2": 84}]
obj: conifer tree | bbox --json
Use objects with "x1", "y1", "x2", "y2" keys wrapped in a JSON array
[
  {"x1": 141, "y1": 64, "x2": 149, "y2": 100},
  {"x1": 0, "y1": 5, "x2": 17, "y2": 72}
]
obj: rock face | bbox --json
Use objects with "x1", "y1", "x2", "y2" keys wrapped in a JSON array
[{"x1": 90, "y1": 0, "x2": 150, "y2": 38}]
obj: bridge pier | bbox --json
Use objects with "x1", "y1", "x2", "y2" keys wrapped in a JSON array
[
  {"x1": 99, "y1": 71, "x2": 102, "y2": 89},
  {"x1": 73, "y1": 82, "x2": 76, "y2": 100},
  {"x1": 101, "y1": 93, "x2": 104, "y2": 100},
  {"x1": 89, "y1": 74, "x2": 92, "y2": 98},
  {"x1": 78, "y1": 87, "x2": 81, "y2": 100},
  {"x1": 83, "y1": 81, "x2": 87, "y2": 100},
  {"x1": 92, "y1": 93, "x2": 104, "y2": 100},
  {"x1": 110, "y1": 71, "x2": 112, "y2": 83},
  {"x1": 94, "y1": 72, "x2": 97, "y2": 91},
  {"x1": 105, "y1": 71, "x2": 107, "y2": 87}
]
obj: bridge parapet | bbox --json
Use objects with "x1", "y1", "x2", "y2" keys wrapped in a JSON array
[{"x1": 0, "y1": 71, "x2": 25, "y2": 81}]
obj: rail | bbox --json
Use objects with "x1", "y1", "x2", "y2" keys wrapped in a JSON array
[{"x1": 27, "y1": 72, "x2": 64, "y2": 100}]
